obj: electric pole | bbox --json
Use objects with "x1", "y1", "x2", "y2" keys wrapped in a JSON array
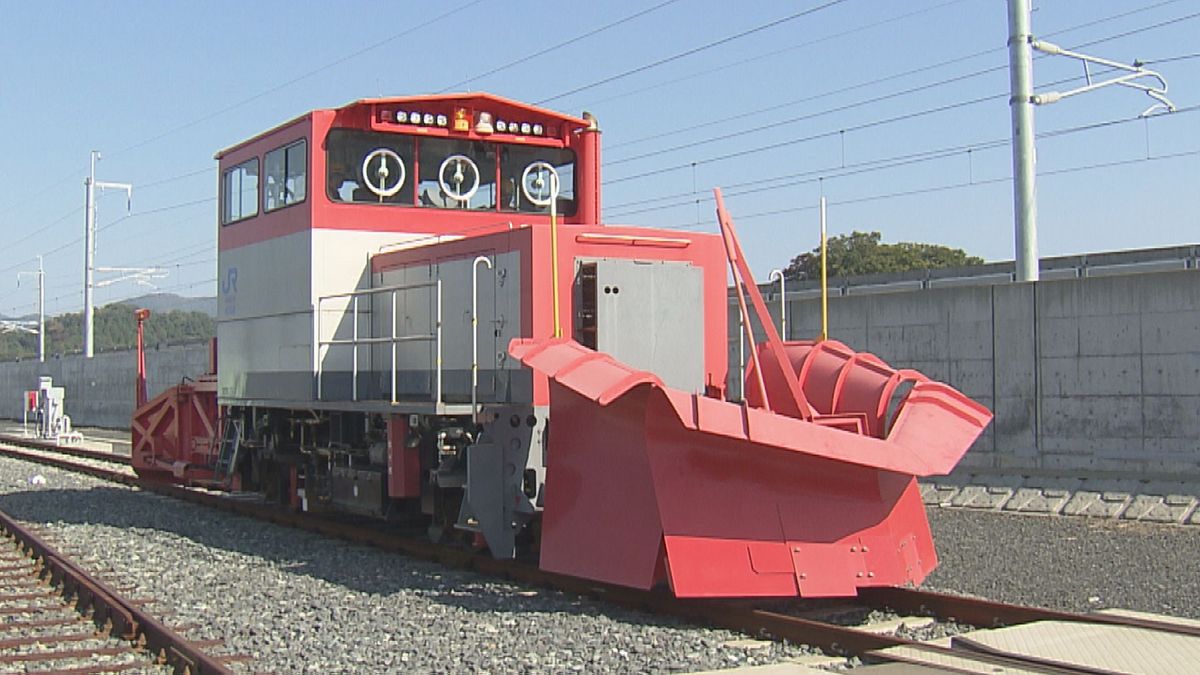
[
  {"x1": 1007, "y1": 0, "x2": 1176, "y2": 283},
  {"x1": 17, "y1": 256, "x2": 45, "y2": 363},
  {"x1": 1007, "y1": 0, "x2": 1038, "y2": 282},
  {"x1": 84, "y1": 151, "x2": 132, "y2": 358}
]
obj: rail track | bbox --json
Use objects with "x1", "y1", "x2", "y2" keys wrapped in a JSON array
[
  {"x1": 0, "y1": 498, "x2": 235, "y2": 673},
  {"x1": 2, "y1": 432, "x2": 1196, "y2": 673}
]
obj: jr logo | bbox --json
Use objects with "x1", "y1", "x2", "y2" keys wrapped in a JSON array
[{"x1": 222, "y1": 267, "x2": 238, "y2": 316}]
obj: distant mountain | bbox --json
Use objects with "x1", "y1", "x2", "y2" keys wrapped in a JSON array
[
  {"x1": 109, "y1": 293, "x2": 216, "y2": 318},
  {"x1": 0, "y1": 301, "x2": 215, "y2": 361}
]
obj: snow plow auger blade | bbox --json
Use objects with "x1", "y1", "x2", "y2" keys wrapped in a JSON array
[
  {"x1": 511, "y1": 189, "x2": 992, "y2": 598},
  {"x1": 512, "y1": 338, "x2": 990, "y2": 598}
]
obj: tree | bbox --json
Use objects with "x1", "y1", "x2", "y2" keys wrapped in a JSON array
[
  {"x1": 0, "y1": 304, "x2": 214, "y2": 361},
  {"x1": 784, "y1": 231, "x2": 983, "y2": 280}
]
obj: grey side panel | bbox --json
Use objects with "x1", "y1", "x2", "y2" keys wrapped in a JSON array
[
  {"x1": 369, "y1": 249, "x2": 527, "y2": 405},
  {"x1": 587, "y1": 259, "x2": 705, "y2": 393},
  {"x1": 218, "y1": 231, "x2": 313, "y2": 401}
]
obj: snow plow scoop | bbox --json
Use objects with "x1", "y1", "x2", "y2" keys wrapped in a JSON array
[
  {"x1": 512, "y1": 338, "x2": 990, "y2": 597},
  {"x1": 510, "y1": 189, "x2": 991, "y2": 598}
]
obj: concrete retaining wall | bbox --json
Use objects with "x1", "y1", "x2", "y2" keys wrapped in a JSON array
[
  {"x1": 2, "y1": 269, "x2": 1197, "y2": 482},
  {"x1": 0, "y1": 342, "x2": 211, "y2": 429},
  {"x1": 731, "y1": 269, "x2": 1200, "y2": 480}
]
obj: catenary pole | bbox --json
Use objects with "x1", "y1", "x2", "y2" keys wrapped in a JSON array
[
  {"x1": 16, "y1": 256, "x2": 45, "y2": 362},
  {"x1": 83, "y1": 151, "x2": 132, "y2": 358},
  {"x1": 1008, "y1": 0, "x2": 1038, "y2": 282},
  {"x1": 36, "y1": 256, "x2": 43, "y2": 363},
  {"x1": 84, "y1": 152, "x2": 97, "y2": 357}
]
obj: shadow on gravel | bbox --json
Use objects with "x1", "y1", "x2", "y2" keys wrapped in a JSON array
[{"x1": 0, "y1": 485, "x2": 691, "y2": 625}]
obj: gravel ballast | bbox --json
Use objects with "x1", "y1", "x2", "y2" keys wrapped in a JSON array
[
  {"x1": 5, "y1": 452, "x2": 1198, "y2": 673},
  {"x1": 0, "y1": 455, "x2": 817, "y2": 673}
]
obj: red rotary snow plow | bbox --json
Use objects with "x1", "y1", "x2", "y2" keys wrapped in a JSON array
[
  {"x1": 510, "y1": 190, "x2": 992, "y2": 598},
  {"x1": 130, "y1": 336, "x2": 222, "y2": 485}
]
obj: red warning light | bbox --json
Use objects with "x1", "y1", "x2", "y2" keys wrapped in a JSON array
[{"x1": 453, "y1": 108, "x2": 471, "y2": 132}]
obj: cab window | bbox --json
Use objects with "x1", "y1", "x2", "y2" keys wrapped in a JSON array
[
  {"x1": 264, "y1": 140, "x2": 307, "y2": 212},
  {"x1": 500, "y1": 145, "x2": 575, "y2": 216},
  {"x1": 327, "y1": 129, "x2": 415, "y2": 204},
  {"x1": 417, "y1": 138, "x2": 496, "y2": 210},
  {"x1": 221, "y1": 158, "x2": 258, "y2": 225},
  {"x1": 324, "y1": 128, "x2": 576, "y2": 216}
]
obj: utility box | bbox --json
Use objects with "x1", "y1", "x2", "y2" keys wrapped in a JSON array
[
  {"x1": 26, "y1": 376, "x2": 79, "y2": 444},
  {"x1": 574, "y1": 259, "x2": 705, "y2": 393}
]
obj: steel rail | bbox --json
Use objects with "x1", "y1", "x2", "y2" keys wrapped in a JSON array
[
  {"x1": 0, "y1": 506, "x2": 232, "y2": 674},
  {"x1": 0, "y1": 437, "x2": 1192, "y2": 673},
  {"x1": 0, "y1": 432, "x2": 131, "y2": 466},
  {"x1": 862, "y1": 585, "x2": 1200, "y2": 638}
]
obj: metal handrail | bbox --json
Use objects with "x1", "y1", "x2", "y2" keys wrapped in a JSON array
[
  {"x1": 472, "y1": 256, "x2": 494, "y2": 419},
  {"x1": 315, "y1": 279, "x2": 443, "y2": 405}
]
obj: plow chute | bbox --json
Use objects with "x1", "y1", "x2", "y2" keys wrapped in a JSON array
[
  {"x1": 512, "y1": 338, "x2": 990, "y2": 597},
  {"x1": 131, "y1": 374, "x2": 220, "y2": 482},
  {"x1": 513, "y1": 189, "x2": 991, "y2": 598}
]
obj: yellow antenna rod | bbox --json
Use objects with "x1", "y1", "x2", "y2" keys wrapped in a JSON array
[
  {"x1": 550, "y1": 173, "x2": 562, "y2": 338},
  {"x1": 820, "y1": 196, "x2": 829, "y2": 342}
]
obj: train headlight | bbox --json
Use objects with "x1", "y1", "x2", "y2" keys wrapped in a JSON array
[
  {"x1": 410, "y1": 111, "x2": 422, "y2": 124},
  {"x1": 475, "y1": 112, "x2": 495, "y2": 135},
  {"x1": 395, "y1": 111, "x2": 409, "y2": 124},
  {"x1": 495, "y1": 120, "x2": 508, "y2": 133},
  {"x1": 436, "y1": 114, "x2": 448, "y2": 127},
  {"x1": 422, "y1": 113, "x2": 435, "y2": 125},
  {"x1": 532, "y1": 123, "x2": 544, "y2": 136},
  {"x1": 520, "y1": 122, "x2": 531, "y2": 135}
]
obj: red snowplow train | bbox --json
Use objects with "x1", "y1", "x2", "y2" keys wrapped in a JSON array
[{"x1": 132, "y1": 93, "x2": 990, "y2": 598}]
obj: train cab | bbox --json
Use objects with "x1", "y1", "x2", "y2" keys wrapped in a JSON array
[{"x1": 214, "y1": 94, "x2": 603, "y2": 409}]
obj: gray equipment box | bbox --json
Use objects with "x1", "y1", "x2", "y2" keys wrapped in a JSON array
[
  {"x1": 330, "y1": 466, "x2": 385, "y2": 517},
  {"x1": 574, "y1": 258, "x2": 704, "y2": 393}
]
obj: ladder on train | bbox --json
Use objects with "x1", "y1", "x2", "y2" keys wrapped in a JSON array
[{"x1": 212, "y1": 418, "x2": 242, "y2": 487}]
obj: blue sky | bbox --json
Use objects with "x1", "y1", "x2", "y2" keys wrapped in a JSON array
[{"x1": 0, "y1": 0, "x2": 1196, "y2": 317}]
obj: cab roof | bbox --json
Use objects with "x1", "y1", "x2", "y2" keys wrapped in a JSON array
[{"x1": 215, "y1": 92, "x2": 590, "y2": 160}]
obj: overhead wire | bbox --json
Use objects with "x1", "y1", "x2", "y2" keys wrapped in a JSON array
[
  {"x1": 6, "y1": 0, "x2": 1184, "y2": 227},
  {"x1": 0, "y1": 165, "x2": 87, "y2": 220},
  {"x1": 605, "y1": 93, "x2": 1004, "y2": 185},
  {"x1": 606, "y1": 86, "x2": 1003, "y2": 166},
  {"x1": 596, "y1": 0, "x2": 984, "y2": 130},
  {"x1": 1067, "y1": 8, "x2": 1200, "y2": 51},
  {"x1": 2, "y1": 162, "x2": 215, "y2": 281},
  {"x1": 603, "y1": 14, "x2": 1200, "y2": 187},
  {"x1": 1138, "y1": 52, "x2": 1200, "y2": 65},
  {"x1": 606, "y1": 8, "x2": 1200, "y2": 175},
  {"x1": 109, "y1": 1, "x2": 485, "y2": 159},
  {"x1": 437, "y1": 0, "x2": 685, "y2": 93},
  {"x1": 0, "y1": 6, "x2": 478, "y2": 281},
  {"x1": 32, "y1": 196, "x2": 215, "y2": 263},
  {"x1": 604, "y1": 0, "x2": 1189, "y2": 152},
  {"x1": 3, "y1": 1, "x2": 479, "y2": 224},
  {"x1": 607, "y1": 104, "x2": 1200, "y2": 218},
  {"x1": 608, "y1": 138, "x2": 1011, "y2": 215},
  {"x1": 534, "y1": 0, "x2": 851, "y2": 106},
  {"x1": 605, "y1": 62, "x2": 1184, "y2": 213},
  {"x1": 652, "y1": 147, "x2": 1200, "y2": 230}
]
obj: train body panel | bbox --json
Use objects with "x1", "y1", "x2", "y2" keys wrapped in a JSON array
[
  {"x1": 367, "y1": 223, "x2": 729, "y2": 407},
  {"x1": 133, "y1": 92, "x2": 992, "y2": 599}
]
